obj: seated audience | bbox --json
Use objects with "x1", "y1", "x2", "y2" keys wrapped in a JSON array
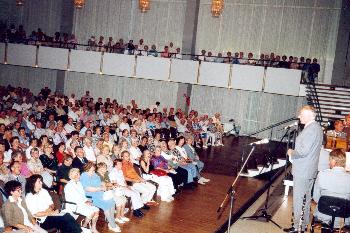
[
  {"x1": 96, "y1": 162, "x2": 129, "y2": 224},
  {"x1": 326, "y1": 120, "x2": 346, "y2": 138},
  {"x1": 56, "y1": 155, "x2": 73, "y2": 187},
  {"x1": 140, "y1": 149, "x2": 175, "y2": 202},
  {"x1": 172, "y1": 47, "x2": 182, "y2": 59},
  {"x1": 109, "y1": 159, "x2": 145, "y2": 218},
  {"x1": 25, "y1": 175, "x2": 82, "y2": 233},
  {"x1": 1, "y1": 180, "x2": 47, "y2": 233},
  {"x1": 27, "y1": 148, "x2": 53, "y2": 188},
  {"x1": 5, "y1": 161, "x2": 26, "y2": 192},
  {"x1": 121, "y1": 151, "x2": 157, "y2": 206},
  {"x1": 11, "y1": 151, "x2": 31, "y2": 178},
  {"x1": 161, "y1": 46, "x2": 170, "y2": 58},
  {"x1": 72, "y1": 146, "x2": 88, "y2": 173},
  {"x1": 64, "y1": 168, "x2": 100, "y2": 232},
  {"x1": 148, "y1": 45, "x2": 158, "y2": 57},
  {"x1": 279, "y1": 55, "x2": 289, "y2": 68},
  {"x1": 80, "y1": 162, "x2": 120, "y2": 232},
  {"x1": 96, "y1": 145, "x2": 113, "y2": 171},
  {"x1": 183, "y1": 136, "x2": 210, "y2": 185},
  {"x1": 174, "y1": 136, "x2": 199, "y2": 185},
  {"x1": 39, "y1": 143, "x2": 58, "y2": 175}
]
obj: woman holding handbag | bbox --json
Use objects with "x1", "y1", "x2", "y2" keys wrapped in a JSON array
[
  {"x1": 140, "y1": 149, "x2": 175, "y2": 202},
  {"x1": 80, "y1": 162, "x2": 120, "y2": 232}
]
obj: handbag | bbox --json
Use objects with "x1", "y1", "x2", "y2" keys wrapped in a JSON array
[
  {"x1": 102, "y1": 190, "x2": 114, "y2": 200},
  {"x1": 150, "y1": 169, "x2": 167, "y2": 177}
]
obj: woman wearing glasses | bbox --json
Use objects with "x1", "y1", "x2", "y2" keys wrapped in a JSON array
[{"x1": 1, "y1": 180, "x2": 47, "y2": 232}]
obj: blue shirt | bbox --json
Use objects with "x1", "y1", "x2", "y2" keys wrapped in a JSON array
[{"x1": 80, "y1": 172, "x2": 114, "y2": 211}]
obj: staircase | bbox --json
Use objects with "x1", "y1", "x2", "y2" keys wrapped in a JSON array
[
  {"x1": 305, "y1": 83, "x2": 350, "y2": 125},
  {"x1": 239, "y1": 118, "x2": 297, "y2": 178},
  {"x1": 305, "y1": 82, "x2": 323, "y2": 123},
  {"x1": 240, "y1": 159, "x2": 287, "y2": 177}
]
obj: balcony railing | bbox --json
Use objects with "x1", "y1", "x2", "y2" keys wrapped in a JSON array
[{"x1": 0, "y1": 42, "x2": 305, "y2": 97}]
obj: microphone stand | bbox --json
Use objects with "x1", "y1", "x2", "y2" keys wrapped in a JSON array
[
  {"x1": 217, "y1": 145, "x2": 257, "y2": 233},
  {"x1": 284, "y1": 126, "x2": 298, "y2": 178},
  {"x1": 240, "y1": 129, "x2": 293, "y2": 229}
]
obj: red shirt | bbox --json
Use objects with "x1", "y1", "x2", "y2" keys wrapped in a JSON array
[{"x1": 56, "y1": 151, "x2": 64, "y2": 164}]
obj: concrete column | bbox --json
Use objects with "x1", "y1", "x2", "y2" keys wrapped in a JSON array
[
  {"x1": 60, "y1": 0, "x2": 75, "y2": 34},
  {"x1": 55, "y1": 1, "x2": 74, "y2": 93},
  {"x1": 181, "y1": 0, "x2": 200, "y2": 60},
  {"x1": 176, "y1": 0, "x2": 200, "y2": 114},
  {"x1": 55, "y1": 71, "x2": 66, "y2": 94},
  {"x1": 331, "y1": 0, "x2": 350, "y2": 86}
]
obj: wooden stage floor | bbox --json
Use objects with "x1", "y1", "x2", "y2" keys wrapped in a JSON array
[{"x1": 98, "y1": 136, "x2": 286, "y2": 233}]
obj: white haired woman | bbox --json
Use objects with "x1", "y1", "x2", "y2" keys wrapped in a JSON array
[{"x1": 64, "y1": 168, "x2": 100, "y2": 233}]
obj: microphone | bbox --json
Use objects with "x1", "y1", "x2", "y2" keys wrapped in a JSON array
[
  {"x1": 284, "y1": 122, "x2": 298, "y2": 130},
  {"x1": 249, "y1": 138, "x2": 269, "y2": 145}
]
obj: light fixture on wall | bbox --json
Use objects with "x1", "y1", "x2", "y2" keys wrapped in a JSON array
[
  {"x1": 139, "y1": 0, "x2": 150, "y2": 13},
  {"x1": 16, "y1": 0, "x2": 24, "y2": 6},
  {"x1": 73, "y1": 0, "x2": 85, "y2": 9},
  {"x1": 211, "y1": 0, "x2": 224, "y2": 17}
]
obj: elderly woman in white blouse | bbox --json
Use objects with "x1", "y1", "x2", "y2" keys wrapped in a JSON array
[
  {"x1": 96, "y1": 145, "x2": 113, "y2": 171},
  {"x1": 64, "y1": 168, "x2": 100, "y2": 233},
  {"x1": 83, "y1": 137, "x2": 96, "y2": 162},
  {"x1": 27, "y1": 147, "x2": 53, "y2": 188}
]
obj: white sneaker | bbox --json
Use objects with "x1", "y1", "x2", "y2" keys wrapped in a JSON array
[
  {"x1": 108, "y1": 225, "x2": 121, "y2": 233},
  {"x1": 121, "y1": 217, "x2": 130, "y2": 222},
  {"x1": 203, "y1": 145, "x2": 208, "y2": 149},
  {"x1": 198, "y1": 179, "x2": 206, "y2": 185},
  {"x1": 198, "y1": 177, "x2": 205, "y2": 182},
  {"x1": 201, "y1": 177, "x2": 210, "y2": 182},
  {"x1": 124, "y1": 208, "x2": 129, "y2": 214},
  {"x1": 115, "y1": 218, "x2": 125, "y2": 224},
  {"x1": 161, "y1": 197, "x2": 173, "y2": 202}
]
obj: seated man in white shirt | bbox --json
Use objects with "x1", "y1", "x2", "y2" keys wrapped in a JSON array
[
  {"x1": 176, "y1": 117, "x2": 187, "y2": 135},
  {"x1": 68, "y1": 94, "x2": 76, "y2": 107},
  {"x1": 79, "y1": 121, "x2": 91, "y2": 137},
  {"x1": 171, "y1": 48, "x2": 182, "y2": 59},
  {"x1": 100, "y1": 113, "x2": 112, "y2": 127},
  {"x1": 0, "y1": 111, "x2": 11, "y2": 126},
  {"x1": 67, "y1": 107, "x2": 79, "y2": 123},
  {"x1": 21, "y1": 98, "x2": 32, "y2": 112},
  {"x1": 129, "y1": 139, "x2": 142, "y2": 165},
  {"x1": 33, "y1": 121, "x2": 46, "y2": 140},
  {"x1": 119, "y1": 117, "x2": 130, "y2": 134},
  {"x1": 64, "y1": 118, "x2": 76, "y2": 135},
  {"x1": 65, "y1": 131, "x2": 80, "y2": 154},
  {"x1": 52, "y1": 125, "x2": 67, "y2": 146},
  {"x1": 12, "y1": 101, "x2": 23, "y2": 112},
  {"x1": 313, "y1": 148, "x2": 350, "y2": 228},
  {"x1": 109, "y1": 159, "x2": 145, "y2": 218},
  {"x1": 83, "y1": 137, "x2": 96, "y2": 162}
]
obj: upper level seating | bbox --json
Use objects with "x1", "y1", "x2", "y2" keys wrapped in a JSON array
[{"x1": 0, "y1": 24, "x2": 320, "y2": 81}]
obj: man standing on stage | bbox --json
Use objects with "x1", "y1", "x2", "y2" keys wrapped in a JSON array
[{"x1": 286, "y1": 106, "x2": 323, "y2": 233}]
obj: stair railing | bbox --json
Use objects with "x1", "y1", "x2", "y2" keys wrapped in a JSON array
[{"x1": 305, "y1": 82, "x2": 323, "y2": 123}]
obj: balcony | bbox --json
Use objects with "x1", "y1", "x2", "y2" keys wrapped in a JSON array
[{"x1": 0, "y1": 43, "x2": 305, "y2": 97}]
